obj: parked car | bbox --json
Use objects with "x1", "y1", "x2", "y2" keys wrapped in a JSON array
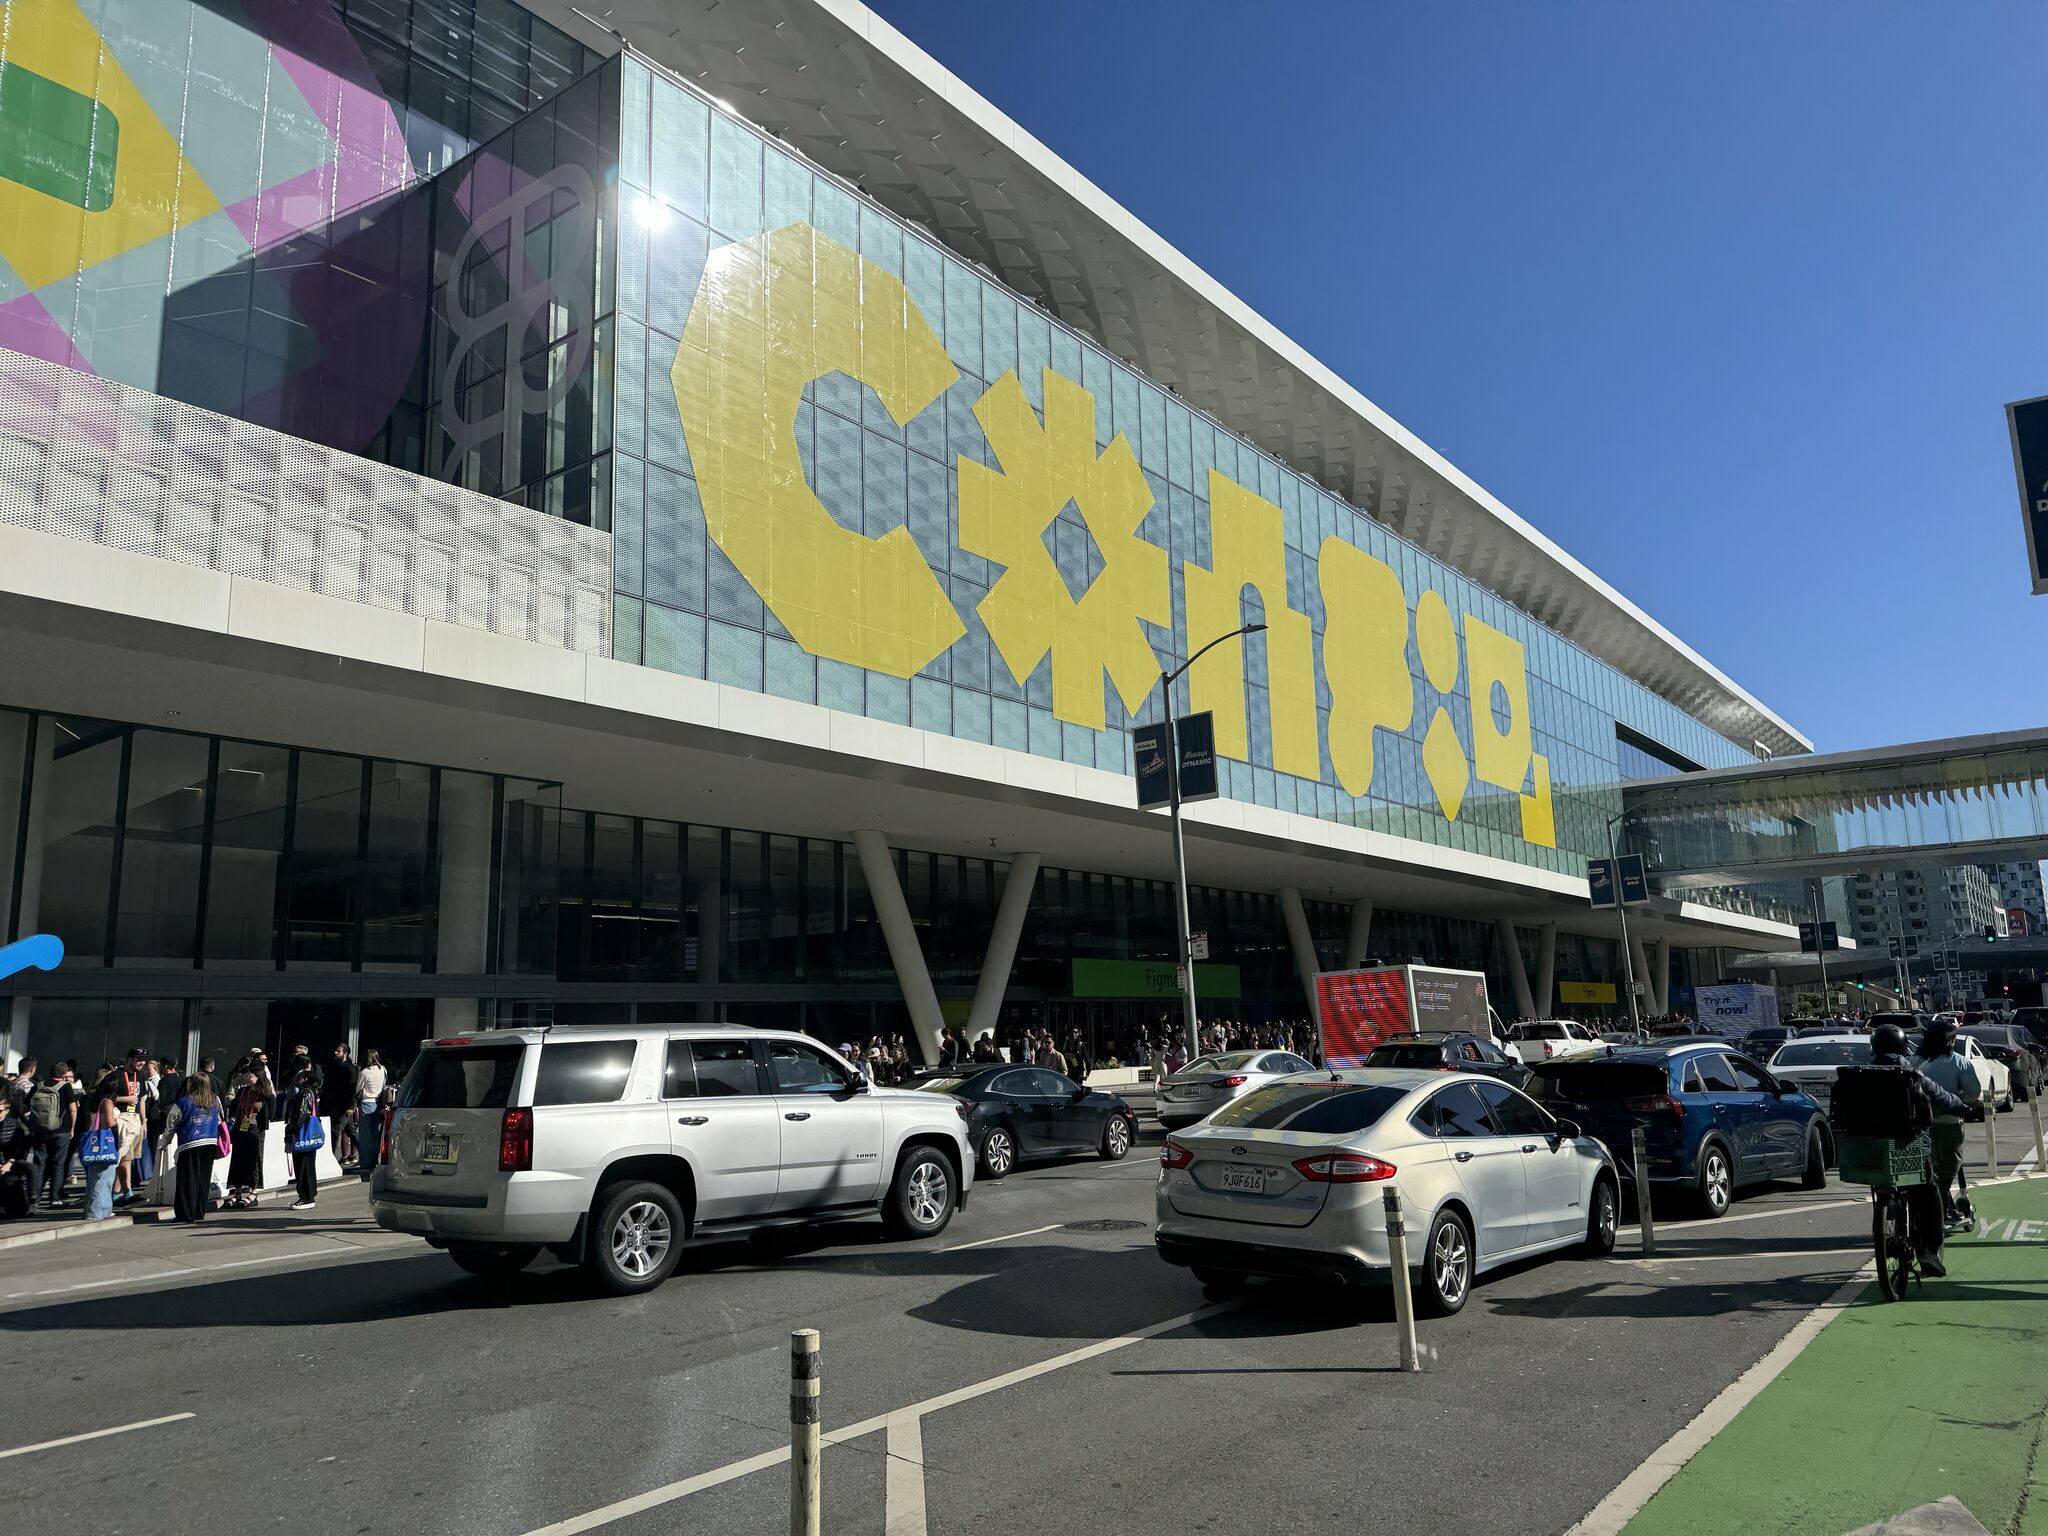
[
  {"x1": 1765, "y1": 1034, "x2": 1871, "y2": 1120},
  {"x1": 1153, "y1": 1049, "x2": 1315, "y2": 1130},
  {"x1": 2013, "y1": 1006, "x2": 2048, "y2": 1056},
  {"x1": 917, "y1": 1064, "x2": 1139, "y2": 1176},
  {"x1": 1939, "y1": 1030, "x2": 2015, "y2": 1110},
  {"x1": 1364, "y1": 1031, "x2": 1532, "y2": 1089},
  {"x1": 371, "y1": 1026, "x2": 973, "y2": 1294},
  {"x1": 1154, "y1": 1070, "x2": 1618, "y2": 1315},
  {"x1": 1957, "y1": 1024, "x2": 2042, "y2": 1103},
  {"x1": 1527, "y1": 1043, "x2": 1829, "y2": 1217},
  {"x1": 1503, "y1": 1019, "x2": 1605, "y2": 1065},
  {"x1": 1739, "y1": 1024, "x2": 1797, "y2": 1059}
]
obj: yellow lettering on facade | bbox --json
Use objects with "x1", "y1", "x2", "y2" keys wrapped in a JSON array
[
  {"x1": 1184, "y1": 472, "x2": 1319, "y2": 779},
  {"x1": 1466, "y1": 616, "x2": 1557, "y2": 847},
  {"x1": 672, "y1": 223, "x2": 964, "y2": 677},
  {"x1": 1317, "y1": 537, "x2": 1412, "y2": 796},
  {"x1": 958, "y1": 369, "x2": 1167, "y2": 727}
]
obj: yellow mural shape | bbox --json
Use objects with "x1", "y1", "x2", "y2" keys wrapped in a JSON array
[
  {"x1": 1184, "y1": 472, "x2": 1319, "y2": 780},
  {"x1": 1318, "y1": 536, "x2": 1412, "y2": 796},
  {"x1": 1467, "y1": 615, "x2": 1557, "y2": 847},
  {"x1": 0, "y1": 0, "x2": 222, "y2": 291},
  {"x1": 958, "y1": 368, "x2": 1168, "y2": 727},
  {"x1": 673, "y1": 223, "x2": 965, "y2": 677}
]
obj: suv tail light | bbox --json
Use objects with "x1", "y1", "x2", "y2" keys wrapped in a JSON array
[
  {"x1": 1222, "y1": 1074, "x2": 1249, "y2": 1087},
  {"x1": 499, "y1": 1107, "x2": 533, "y2": 1172},
  {"x1": 1622, "y1": 1093, "x2": 1683, "y2": 1117},
  {"x1": 1293, "y1": 1153, "x2": 1397, "y2": 1183},
  {"x1": 1161, "y1": 1139, "x2": 1194, "y2": 1170},
  {"x1": 1542, "y1": 1041, "x2": 1555, "y2": 1059}
]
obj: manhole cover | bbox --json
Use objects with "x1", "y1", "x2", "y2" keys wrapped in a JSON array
[{"x1": 1064, "y1": 1219, "x2": 1145, "y2": 1233}]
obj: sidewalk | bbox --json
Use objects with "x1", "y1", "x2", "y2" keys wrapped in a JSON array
[{"x1": 1622, "y1": 1176, "x2": 2048, "y2": 1536}]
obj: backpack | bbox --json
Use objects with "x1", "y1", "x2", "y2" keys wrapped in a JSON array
[{"x1": 28, "y1": 1082, "x2": 64, "y2": 1133}]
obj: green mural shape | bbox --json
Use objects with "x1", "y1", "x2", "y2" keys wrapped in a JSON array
[{"x1": 0, "y1": 63, "x2": 119, "y2": 211}]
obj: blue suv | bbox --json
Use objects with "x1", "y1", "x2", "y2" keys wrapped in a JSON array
[{"x1": 1528, "y1": 1043, "x2": 1830, "y2": 1217}]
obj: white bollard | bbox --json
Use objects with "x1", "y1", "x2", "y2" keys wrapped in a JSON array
[
  {"x1": 1631, "y1": 1126, "x2": 1657, "y2": 1256},
  {"x1": 790, "y1": 1328, "x2": 821, "y2": 1536},
  {"x1": 2029, "y1": 1088, "x2": 2045, "y2": 1177},
  {"x1": 1382, "y1": 1186, "x2": 1420, "y2": 1373},
  {"x1": 1983, "y1": 1091, "x2": 1999, "y2": 1181}
]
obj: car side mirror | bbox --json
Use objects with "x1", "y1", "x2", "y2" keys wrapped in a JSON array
[
  {"x1": 845, "y1": 1073, "x2": 869, "y2": 1093},
  {"x1": 1553, "y1": 1118, "x2": 1581, "y2": 1141},
  {"x1": 1070, "y1": 1087, "x2": 1087, "y2": 1101}
]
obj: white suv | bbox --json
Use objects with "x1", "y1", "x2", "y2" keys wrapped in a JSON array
[
  {"x1": 369, "y1": 1025, "x2": 973, "y2": 1294},
  {"x1": 1504, "y1": 1019, "x2": 1605, "y2": 1065}
]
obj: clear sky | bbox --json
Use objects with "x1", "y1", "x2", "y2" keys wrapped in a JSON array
[{"x1": 865, "y1": 0, "x2": 2048, "y2": 755}]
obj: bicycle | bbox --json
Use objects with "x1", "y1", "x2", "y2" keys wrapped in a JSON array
[{"x1": 1838, "y1": 1131, "x2": 1928, "y2": 1302}]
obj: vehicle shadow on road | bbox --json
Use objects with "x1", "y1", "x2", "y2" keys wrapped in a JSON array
[{"x1": 1482, "y1": 1273, "x2": 1851, "y2": 1321}]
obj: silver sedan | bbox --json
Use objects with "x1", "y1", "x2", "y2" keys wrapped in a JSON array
[{"x1": 1155, "y1": 1050, "x2": 1316, "y2": 1129}]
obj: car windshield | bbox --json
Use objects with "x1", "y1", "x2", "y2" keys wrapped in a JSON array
[
  {"x1": 1207, "y1": 1082, "x2": 1408, "y2": 1134},
  {"x1": 1770, "y1": 1041, "x2": 1871, "y2": 1068},
  {"x1": 1528, "y1": 1062, "x2": 1665, "y2": 1103},
  {"x1": 1184, "y1": 1053, "x2": 1259, "y2": 1074},
  {"x1": 397, "y1": 1042, "x2": 522, "y2": 1110},
  {"x1": 1514, "y1": 1024, "x2": 1566, "y2": 1039},
  {"x1": 1366, "y1": 1043, "x2": 1446, "y2": 1068},
  {"x1": 1958, "y1": 1027, "x2": 2009, "y2": 1047}
]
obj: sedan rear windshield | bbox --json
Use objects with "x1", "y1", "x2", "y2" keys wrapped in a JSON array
[
  {"x1": 1185, "y1": 1053, "x2": 1259, "y2": 1073},
  {"x1": 916, "y1": 1077, "x2": 970, "y2": 1095},
  {"x1": 1959, "y1": 1027, "x2": 2012, "y2": 1046},
  {"x1": 1528, "y1": 1062, "x2": 1666, "y2": 1103},
  {"x1": 1366, "y1": 1044, "x2": 1446, "y2": 1068},
  {"x1": 1206, "y1": 1082, "x2": 1408, "y2": 1135},
  {"x1": 1771, "y1": 1041, "x2": 1871, "y2": 1068},
  {"x1": 398, "y1": 1042, "x2": 522, "y2": 1110}
]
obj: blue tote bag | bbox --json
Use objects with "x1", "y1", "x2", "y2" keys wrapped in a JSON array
[
  {"x1": 79, "y1": 1126, "x2": 120, "y2": 1167},
  {"x1": 288, "y1": 1096, "x2": 325, "y2": 1154}
]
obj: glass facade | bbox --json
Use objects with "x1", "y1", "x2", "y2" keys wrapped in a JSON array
[{"x1": 607, "y1": 57, "x2": 1760, "y2": 887}]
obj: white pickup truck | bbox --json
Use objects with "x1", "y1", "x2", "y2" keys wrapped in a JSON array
[{"x1": 1503, "y1": 1019, "x2": 1606, "y2": 1065}]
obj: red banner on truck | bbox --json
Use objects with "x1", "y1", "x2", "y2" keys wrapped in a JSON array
[{"x1": 1317, "y1": 968, "x2": 1414, "y2": 1067}]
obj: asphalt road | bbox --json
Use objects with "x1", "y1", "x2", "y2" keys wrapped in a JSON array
[{"x1": 0, "y1": 1113, "x2": 2036, "y2": 1536}]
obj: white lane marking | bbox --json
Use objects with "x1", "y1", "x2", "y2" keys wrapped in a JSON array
[
  {"x1": 520, "y1": 1302, "x2": 1233, "y2": 1535},
  {"x1": 1632, "y1": 1246, "x2": 1867, "y2": 1266},
  {"x1": 938, "y1": 1223, "x2": 1064, "y2": 1253},
  {"x1": 1616, "y1": 1196, "x2": 1861, "y2": 1241},
  {"x1": 883, "y1": 1411, "x2": 927, "y2": 1536},
  {"x1": 0, "y1": 1245, "x2": 363, "y2": 1302},
  {"x1": 0, "y1": 1412, "x2": 197, "y2": 1461},
  {"x1": 1564, "y1": 1266, "x2": 1870, "y2": 1536}
]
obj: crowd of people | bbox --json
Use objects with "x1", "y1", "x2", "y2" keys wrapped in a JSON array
[{"x1": 0, "y1": 1042, "x2": 399, "y2": 1225}]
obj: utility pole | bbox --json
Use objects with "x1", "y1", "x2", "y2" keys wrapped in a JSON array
[
  {"x1": 1605, "y1": 812, "x2": 1641, "y2": 1033},
  {"x1": 1811, "y1": 879, "x2": 1831, "y2": 1010},
  {"x1": 1158, "y1": 623, "x2": 1264, "y2": 1065}
]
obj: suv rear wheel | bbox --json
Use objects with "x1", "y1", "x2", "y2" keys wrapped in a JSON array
[
  {"x1": 1695, "y1": 1142, "x2": 1733, "y2": 1218},
  {"x1": 447, "y1": 1242, "x2": 540, "y2": 1279},
  {"x1": 590, "y1": 1180, "x2": 685, "y2": 1295},
  {"x1": 883, "y1": 1145, "x2": 955, "y2": 1240}
]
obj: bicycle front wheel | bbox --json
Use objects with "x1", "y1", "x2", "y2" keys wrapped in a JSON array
[{"x1": 1873, "y1": 1190, "x2": 1913, "y2": 1302}]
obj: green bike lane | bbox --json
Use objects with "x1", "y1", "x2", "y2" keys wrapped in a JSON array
[{"x1": 1622, "y1": 1176, "x2": 2048, "y2": 1536}]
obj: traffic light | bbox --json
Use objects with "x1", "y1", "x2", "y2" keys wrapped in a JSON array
[{"x1": 1984, "y1": 925, "x2": 2000, "y2": 944}]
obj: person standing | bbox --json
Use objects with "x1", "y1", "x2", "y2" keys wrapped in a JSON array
[
  {"x1": 0, "y1": 1095, "x2": 33, "y2": 1219},
  {"x1": 328, "y1": 1044, "x2": 358, "y2": 1170},
  {"x1": 224, "y1": 1068, "x2": 272, "y2": 1210},
  {"x1": 8, "y1": 1056, "x2": 37, "y2": 1117},
  {"x1": 78, "y1": 1097, "x2": 121, "y2": 1222},
  {"x1": 163, "y1": 1075, "x2": 223, "y2": 1223},
  {"x1": 24, "y1": 1065, "x2": 73, "y2": 1209},
  {"x1": 281, "y1": 1069, "x2": 321, "y2": 1210},
  {"x1": 354, "y1": 1050, "x2": 388, "y2": 1180}
]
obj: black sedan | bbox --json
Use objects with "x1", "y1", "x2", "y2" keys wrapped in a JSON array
[
  {"x1": 916, "y1": 1065, "x2": 1138, "y2": 1178},
  {"x1": 1363, "y1": 1031, "x2": 1532, "y2": 1089}
]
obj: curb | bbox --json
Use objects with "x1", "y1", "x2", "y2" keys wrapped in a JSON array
[{"x1": 0, "y1": 1174, "x2": 368, "y2": 1256}]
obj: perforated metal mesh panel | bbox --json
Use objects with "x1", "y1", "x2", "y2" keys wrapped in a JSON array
[{"x1": 0, "y1": 349, "x2": 612, "y2": 656}]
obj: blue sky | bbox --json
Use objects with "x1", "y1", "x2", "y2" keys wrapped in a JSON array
[{"x1": 867, "y1": 0, "x2": 2048, "y2": 755}]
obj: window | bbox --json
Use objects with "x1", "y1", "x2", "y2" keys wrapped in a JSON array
[
  {"x1": 1428, "y1": 1083, "x2": 1495, "y2": 1138},
  {"x1": 689, "y1": 1039, "x2": 761, "y2": 1097},
  {"x1": 662, "y1": 1040, "x2": 698, "y2": 1098},
  {"x1": 534, "y1": 1040, "x2": 636, "y2": 1105},
  {"x1": 1478, "y1": 1081, "x2": 1553, "y2": 1136},
  {"x1": 1692, "y1": 1054, "x2": 1741, "y2": 1094},
  {"x1": 988, "y1": 1070, "x2": 1036, "y2": 1097},
  {"x1": 1726, "y1": 1057, "x2": 1774, "y2": 1093},
  {"x1": 1211, "y1": 1082, "x2": 1409, "y2": 1135},
  {"x1": 1025, "y1": 1069, "x2": 1076, "y2": 1096},
  {"x1": 770, "y1": 1039, "x2": 850, "y2": 1093},
  {"x1": 399, "y1": 1042, "x2": 522, "y2": 1109}
]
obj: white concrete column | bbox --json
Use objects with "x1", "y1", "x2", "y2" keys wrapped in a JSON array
[
  {"x1": 1630, "y1": 933, "x2": 1655, "y2": 1017},
  {"x1": 433, "y1": 772, "x2": 495, "y2": 1034},
  {"x1": 1653, "y1": 939, "x2": 1674, "y2": 1016},
  {"x1": 1495, "y1": 916, "x2": 1537, "y2": 1021},
  {"x1": 1279, "y1": 888, "x2": 1323, "y2": 1027},
  {"x1": 1533, "y1": 922, "x2": 1558, "y2": 1018},
  {"x1": 853, "y1": 830, "x2": 945, "y2": 1063},
  {"x1": 5, "y1": 716, "x2": 54, "y2": 1059},
  {"x1": 1343, "y1": 898, "x2": 1375, "y2": 968},
  {"x1": 966, "y1": 852, "x2": 1041, "y2": 1042}
]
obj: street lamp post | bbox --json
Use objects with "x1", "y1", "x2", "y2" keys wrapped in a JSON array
[
  {"x1": 1604, "y1": 811, "x2": 1643, "y2": 1035},
  {"x1": 1159, "y1": 623, "x2": 1265, "y2": 1064}
]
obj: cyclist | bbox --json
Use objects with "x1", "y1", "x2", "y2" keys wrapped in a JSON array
[
  {"x1": 1914, "y1": 1017, "x2": 1982, "y2": 1229},
  {"x1": 1867, "y1": 1023, "x2": 1973, "y2": 1277}
]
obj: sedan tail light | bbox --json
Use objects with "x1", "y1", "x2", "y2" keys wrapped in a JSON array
[
  {"x1": 1161, "y1": 1139, "x2": 1194, "y2": 1170},
  {"x1": 1222, "y1": 1074, "x2": 1249, "y2": 1087},
  {"x1": 1292, "y1": 1153, "x2": 1397, "y2": 1183},
  {"x1": 1621, "y1": 1093, "x2": 1683, "y2": 1117},
  {"x1": 499, "y1": 1107, "x2": 533, "y2": 1172}
]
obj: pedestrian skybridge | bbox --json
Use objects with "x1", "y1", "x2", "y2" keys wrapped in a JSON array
[{"x1": 1620, "y1": 728, "x2": 2048, "y2": 887}]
